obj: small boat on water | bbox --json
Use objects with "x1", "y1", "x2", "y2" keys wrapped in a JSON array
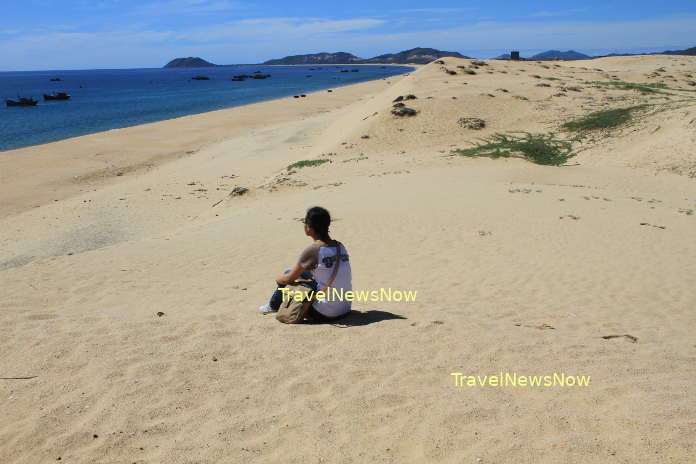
[
  {"x1": 6, "y1": 97, "x2": 38, "y2": 107},
  {"x1": 50, "y1": 77, "x2": 62, "y2": 82},
  {"x1": 44, "y1": 92, "x2": 71, "y2": 101},
  {"x1": 231, "y1": 74, "x2": 271, "y2": 81},
  {"x1": 191, "y1": 76, "x2": 210, "y2": 80}
]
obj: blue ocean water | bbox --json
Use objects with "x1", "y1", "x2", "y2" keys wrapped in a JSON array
[{"x1": 0, "y1": 65, "x2": 412, "y2": 152}]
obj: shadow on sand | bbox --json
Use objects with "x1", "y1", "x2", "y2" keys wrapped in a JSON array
[{"x1": 310, "y1": 309, "x2": 406, "y2": 326}]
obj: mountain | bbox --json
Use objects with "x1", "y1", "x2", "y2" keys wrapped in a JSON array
[
  {"x1": 600, "y1": 53, "x2": 639, "y2": 57},
  {"x1": 662, "y1": 46, "x2": 696, "y2": 56},
  {"x1": 163, "y1": 57, "x2": 217, "y2": 68},
  {"x1": 590, "y1": 46, "x2": 696, "y2": 58},
  {"x1": 261, "y1": 48, "x2": 468, "y2": 65},
  {"x1": 263, "y1": 52, "x2": 362, "y2": 65},
  {"x1": 165, "y1": 45, "x2": 696, "y2": 69},
  {"x1": 529, "y1": 50, "x2": 591, "y2": 60},
  {"x1": 359, "y1": 47, "x2": 468, "y2": 64}
]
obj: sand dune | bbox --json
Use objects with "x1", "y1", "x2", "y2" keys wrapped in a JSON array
[{"x1": 1, "y1": 56, "x2": 695, "y2": 463}]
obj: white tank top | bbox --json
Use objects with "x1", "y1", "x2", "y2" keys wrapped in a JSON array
[{"x1": 312, "y1": 244, "x2": 352, "y2": 317}]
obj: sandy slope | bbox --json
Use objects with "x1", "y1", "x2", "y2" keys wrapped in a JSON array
[{"x1": 1, "y1": 56, "x2": 695, "y2": 463}]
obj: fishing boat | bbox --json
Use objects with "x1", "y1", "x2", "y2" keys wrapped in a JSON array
[
  {"x1": 6, "y1": 97, "x2": 38, "y2": 107},
  {"x1": 44, "y1": 92, "x2": 71, "y2": 101},
  {"x1": 191, "y1": 76, "x2": 210, "y2": 80}
]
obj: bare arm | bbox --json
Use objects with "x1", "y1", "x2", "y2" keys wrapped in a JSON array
[
  {"x1": 275, "y1": 244, "x2": 319, "y2": 285},
  {"x1": 275, "y1": 264, "x2": 305, "y2": 286}
]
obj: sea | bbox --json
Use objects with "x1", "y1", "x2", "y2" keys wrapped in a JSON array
[{"x1": 0, "y1": 65, "x2": 413, "y2": 152}]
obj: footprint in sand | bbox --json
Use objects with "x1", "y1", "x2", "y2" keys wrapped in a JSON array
[
  {"x1": 600, "y1": 334, "x2": 638, "y2": 343},
  {"x1": 514, "y1": 323, "x2": 555, "y2": 330},
  {"x1": 640, "y1": 222, "x2": 666, "y2": 230},
  {"x1": 27, "y1": 313, "x2": 57, "y2": 321}
]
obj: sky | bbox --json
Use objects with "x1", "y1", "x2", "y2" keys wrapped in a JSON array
[{"x1": 1, "y1": 0, "x2": 695, "y2": 70}]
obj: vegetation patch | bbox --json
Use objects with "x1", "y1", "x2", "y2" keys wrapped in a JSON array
[
  {"x1": 392, "y1": 106, "x2": 418, "y2": 117},
  {"x1": 451, "y1": 132, "x2": 575, "y2": 166},
  {"x1": 287, "y1": 159, "x2": 331, "y2": 170},
  {"x1": 562, "y1": 106, "x2": 647, "y2": 131},
  {"x1": 589, "y1": 81, "x2": 668, "y2": 94},
  {"x1": 393, "y1": 94, "x2": 417, "y2": 102},
  {"x1": 458, "y1": 66, "x2": 477, "y2": 75},
  {"x1": 229, "y1": 186, "x2": 248, "y2": 197},
  {"x1": 458, "y1": 117, "x2": 486, "y2": 130}
]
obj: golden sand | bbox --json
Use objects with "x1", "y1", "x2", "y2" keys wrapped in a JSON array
[{"x1": 1, "y1": 56, "x2": 695, "y2": 463}]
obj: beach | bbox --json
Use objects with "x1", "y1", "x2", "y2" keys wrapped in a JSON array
[{"x1": 1, "y1": 55, "x2": 695, "y2": 463}]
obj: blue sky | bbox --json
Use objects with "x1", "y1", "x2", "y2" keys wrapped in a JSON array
[{"x1": 1, "y1": 0, "x2": 695, "y2": 70}]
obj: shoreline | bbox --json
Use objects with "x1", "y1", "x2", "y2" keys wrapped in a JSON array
[
  {"x1": 0, "y1": 63, "x2": 418, "y2": 73},
  {"x1": 0, "y1": 64, "x2": 415, "y2": 153},
  {"x1": 0, "y1": 68, "x2": 413, "y2": 218}
]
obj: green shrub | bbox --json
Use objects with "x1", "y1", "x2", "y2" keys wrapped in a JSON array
[
  {"x1": 589, "y1": 81, "x2": 667, "y2": 94},
  {"x1": 287, "y1": 159, "x2": 331, "y2": 170},
  {"x1": 451, "y1": 132, "x2": 575, "y2": 166},
  {"x1": 392, "y1": 106, "x2": 418, "y2": 117},
  {"x1": 562, "y1": 106, "x2": 646, "y2": 131}
]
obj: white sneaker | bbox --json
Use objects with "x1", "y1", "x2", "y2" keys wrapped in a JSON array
[{"x1": 259, "y1": 304, "x2": 276, "y2": 314}]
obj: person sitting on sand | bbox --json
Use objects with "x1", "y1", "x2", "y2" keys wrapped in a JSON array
[{"x1": 259, "y1": 206, "x2": 352, "y2": 322}]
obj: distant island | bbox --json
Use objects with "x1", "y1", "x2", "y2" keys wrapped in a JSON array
[
  {"x1": 263, "y1": 47, "x2": 468, "y2": 65},
  {"x1": 163, "y1": 57, "x2": 217, "y2": 68},
  {"x1": 663, "y1": 45, "x2": 696, "y2": 56},
  {"x1": 164, "y1": 44, "x2": 696, "y2": 67},
  {"x1": 163, "y1": 47, "x2": 469, "y2": 68},
  {"x1": 358, "y1": 47, "x2": 469, "y2": 64},
  {"x1": 529, "y1": 50, "x2": 591, "y2": 60},
  {"x1": 263, "y1": 52, "x2": 361, "y2": 65},
  {"x1": 497, "y1": 45, "x2": 695, "y2": 60},
  {"x1": 495, "y1": 50, "x2": 591, "y2": 60}
]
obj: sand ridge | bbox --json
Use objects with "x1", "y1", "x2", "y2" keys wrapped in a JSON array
[{"x1": 1, "y1": 56, "x2": 695, "y2": 463}]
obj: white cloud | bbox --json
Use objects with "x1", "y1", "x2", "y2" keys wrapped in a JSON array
[
  {"x1": 171, "y1": 17, "x2": 387, "y2": 43},
  {"x1": 1, "y1": 13, "x2": 695, "y2": 70},
  {"x1": 529, "y1": 9, "x2": 587, "y2": 18},
  {"x1": 324, "y1": 15, "x2": 696, "y2": 56},
  {"x1": 134, "y1": 0, "x2": 246, "y2": 15},
  {"x1": 396, "y1": 8, "x2": 477, "y2": 14}
]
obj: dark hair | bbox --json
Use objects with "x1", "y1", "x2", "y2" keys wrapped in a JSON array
[{"x1": 305, "y1": 206, "x2": 331, "y2": 237}]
